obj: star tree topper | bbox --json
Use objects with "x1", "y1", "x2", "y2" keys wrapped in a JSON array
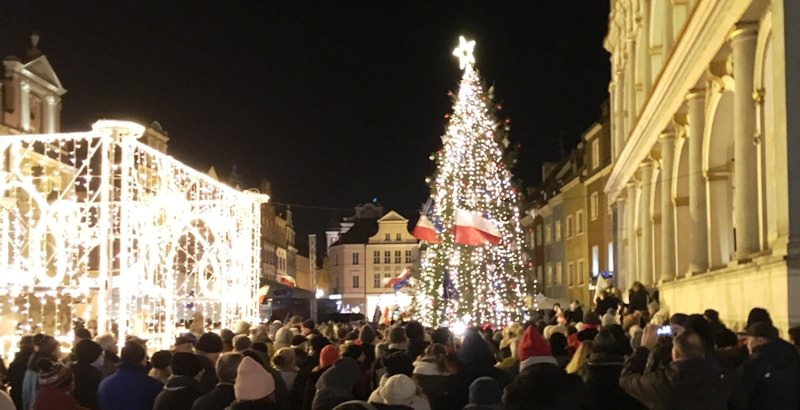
[{"x1": 452, "y1": 35, "x2": 476, "y2": 70}]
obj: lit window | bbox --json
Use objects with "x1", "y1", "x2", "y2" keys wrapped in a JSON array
[
  {"x1": 545, "y1": 224, "x2": 552, "y2": 244},
  {"x1": 374, "y1": 273, "x2": 381, "y2": 288},
  {"x1": 555, "y1": 220, "x2": 562, "y2": 241},
  {"x1": 556, "y1": 263, "x2": 563, "y2": 284},
  {"x1": 591, "y1": 139, "x2": 600, "y2": 170},
  {"x1": 384, "y1": 272, "x2": 392, "y2": 287},
  {"x1": 590, "y1": 192, "x2": 599, "y2": 221},
  {"x1": 576, "y1": 211, "x2": 584, "y2": 235},
  {"x1": 566, "y1": 215, "x2": 573, "y2": 239}
]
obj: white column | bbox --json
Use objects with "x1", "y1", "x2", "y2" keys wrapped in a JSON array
[
  {"x1": 20, "y1": 81, "x2": 30, "y2": 132},
  {"x1": 686, "y1": 89, "x2": 709, "y2": 273},
  {"x1": 660, "y1": 131, "x2": 677, "y2": 281},
  {"x1": 615, "y1": 198, "x2": 627, "y2": 289},
  {"x1": 626, "y1": 38, "x2": 637, "y2": 129},
  {"x1": 614, "y1": 71, "x2": 626, "y2": 159},
  {"x1": 730, "y1": 23, "x2": 760, "y2": 260},
  {"x1": 640, "y1": 162, "x2": 654, "y2": 286},
  {"x1": 626, "y1": 182, "x2": 639, "y2": 285},
  {"x1": 45, "y1": 95, "x2": 56, "y2": 134}
]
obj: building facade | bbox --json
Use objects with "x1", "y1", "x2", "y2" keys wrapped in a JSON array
[
  {"x1": 605, "y1": 0, "x2": 800, "y2": 330},
  {"x1": 327, "y1": 206, "x2": 418, "y2": 314},
  {"x1": 562, "y1": 162, "x2": 590, "y2": 305},
  {"x1": 364, "y1": 211, "x2": 419, "y2": 319},
  {"x1": 583, "y1": 107, "x2": 615, "y2": 296}
]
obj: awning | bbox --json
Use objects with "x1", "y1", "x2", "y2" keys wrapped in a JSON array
[{"x1": 259, "y1": 279, "x2": 316, "y2": 300}]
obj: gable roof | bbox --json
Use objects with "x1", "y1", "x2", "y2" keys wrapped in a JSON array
[
  {"x1": 23, "y1": 55, "x2": 66, "y2": 94},
  {"x1": 330, "y1": 218, "x2": 379, "y2": 246},
  {"x1": 377, "y1": 210, "x2": 408, "y2": 223}
]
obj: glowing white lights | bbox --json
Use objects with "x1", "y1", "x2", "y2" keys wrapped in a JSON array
[
  {"x1": 0, "y1": 120, "x2": 266, "y2": 349},
  {"x1": 415, "y1": 38, "x2": 529, "y2": 328},
  {"x1": 452, "y1": 36, "x2": 476, "y2": 70}
]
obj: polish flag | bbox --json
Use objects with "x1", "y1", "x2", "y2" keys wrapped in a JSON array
[
  {"x1": 454, "y1": 209, "x2": 502, "y2": 246},
  {"x1": 412, "y1": 198, "x2": 441, "y2": 243}
]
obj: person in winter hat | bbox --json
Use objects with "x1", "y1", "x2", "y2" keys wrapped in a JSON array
[
  {"x1": 268, "y1": 320, "x2": 283, "y2": 341},
  {"x1": 504, "y1": 325, "x2": 587, "y2": 410},
  {"x1": 464, "y1": 377, "x2": 504, "y2": 410},
  {"x1": 227, "y1": 356, "x2": 278, "y2": 409},
  {"x1": 274, "y1": 327, "x2": 294, "y2": 350},
  {"x1": 320, "y1": 344, "x2": 342, "y2": 368},
  {"x1": 97, "y1": 341, "x2": 163, "y2": 410},
  {"x1": 516, "y1": 324, "x2": 557, "y2": 371},
  {"x1": 193, "y1": 352, "x2": 243, "y2": 410},
  {"x1": 153, "y1": 352, "x2": 204, "y2": 410},
  {"x1": 272, "y1": 347, "x2": 299, "y2": 391},
  {"x1": 312, "y1": 357, "x2": 363, "y2": 410},
  {"x1": 148, "y1": 350, "x2": 172, "y2": 384},
  {"x1": 195, "y1": 332, "x2": 224, "y2": 394},
  {"x1": 368, "y1": 374, "x2": 430, "y2": 410},
  {"x1": 23, "y1": 334, "x2": 61, "y2": 410},
  {"x1": 234, "y1": 321, "x2": 252, "y2": 336},
  {"x1": 70, "y1": 339, "x2": 104, "y2": 409},
  {"x1": 220, "y1": 329, "x2": 236, "y2": 353},
  {"x1": 32, "y1": 358, "x2": 86, "y2": 410},
  {"x1": 232, "y1": 335, "x2": 252, "y2": 352},
  {"x1": 8, "y1": 335, "x2": 35, "y2": 410}
]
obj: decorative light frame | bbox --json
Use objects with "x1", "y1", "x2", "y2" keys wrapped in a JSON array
[{"x1": 0, "y1": 120, "x2": 266, "y2": 349}]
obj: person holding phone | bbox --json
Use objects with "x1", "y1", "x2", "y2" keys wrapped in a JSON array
[{"x1": 620, "y1": 328, "x2": 729, "y2": 409}]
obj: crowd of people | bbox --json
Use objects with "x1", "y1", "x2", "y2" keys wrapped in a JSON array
[{"x1": 0, "y1": 282, "x2": 798, "y2": 409}]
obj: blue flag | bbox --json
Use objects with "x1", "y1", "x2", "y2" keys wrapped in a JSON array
[{"x1": 443, "y1": 270, "x2": 459, "y2": 300}]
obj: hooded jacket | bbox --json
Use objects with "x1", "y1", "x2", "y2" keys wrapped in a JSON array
[
  {"x1": 447, "y1": 331, "x2": 510, "y2": 410},
  {"x1": 98, "y1": 362, "x2": 164, "y2": 410}
]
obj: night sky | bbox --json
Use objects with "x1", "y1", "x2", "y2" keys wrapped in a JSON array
[{"x1": 0, "y1": 1, "x2": 611, "y2": 253}]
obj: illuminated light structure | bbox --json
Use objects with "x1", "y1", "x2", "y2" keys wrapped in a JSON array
[
  {"x1": 0, "y1": 120, "x2": 266, "y2": 351},
  {"x1": 414, "y1": 37, "x2": 530, "y2": 328}
]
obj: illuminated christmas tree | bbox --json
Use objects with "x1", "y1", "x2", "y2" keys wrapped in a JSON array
[{"x1": 413, "y1": 36, "x2": 530, "y2": 328}]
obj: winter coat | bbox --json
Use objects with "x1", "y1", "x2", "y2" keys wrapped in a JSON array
[
  {"x1": 154, "y1": 375, "x2": 203, "y2": 410},
  {"x1": 619, "y1": 347, "x2": 729, "y2": 410},
  {"x1": 225, "y1": 399, "x2": 281, "y2": 410},
  {"x1": 504, "y1": 362, "x2": 586, "y2": 410},
  {"x1": 71, "y1": 361, "x2": 102, "y2": 409},
  {"x1": 302, "y1": 365, "x2": 332, "y2": 410},
  {"x1": 192, "y1": 382, "x2": 235, "y2": 410},
  {"x1": 567, "y1": 307, "x2": 584, "y2": 324},
  {"x1": 100, "y1": 352, "x2": 120, "y2": 379},
  {"x1": 198, "y1": 355, "x2": 220, "y2": 394},
  {"x1": 97, "y1": 363, "x2": 164, "y2": 410},
  {"x1": 595, "y1": 296, "x2": 620, "y2": 316},
  {"x1": 291, "y1": 356, "x2": 318, "y2": 410},
  {"x1": 372, "y1": 404, "x2": 413, "y2": 410},
  {"x1": 412, "y1": 361, "x2": 450, "y2": 410},
  {"x1": 7, "y1": 347, "x2": 33, "y2": 410},
  {"x1": 22, "y1": 368, "x2": 39, "y2": 410},
  {"x1": 312, "y1": 358, "x2": 362, "y2": 410},
  {"x1": 581, "y1": 352, "x2": 643, "y2": 410},
  {"x1": 406, "y1": 340, "x2": 429, "y2": 363},
  {"x1": 279, "y1": 370, "x2": 298, "y2": 391},
  {"x1": 447, "y1": 332, "x2": 511, "y2": 410},
  {"x1": 739, "y1": 339, "x2": 800, "y2": 410},
  {"x1": 628, "y1": 289, "x2": 649, "y2": 313},
  {"x1": 32, "y1": 385, "x2": 88, "y2": 410}
]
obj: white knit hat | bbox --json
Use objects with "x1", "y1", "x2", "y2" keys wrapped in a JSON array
[
  {"x1": 234, "y1": 356, "x2": 274, "y2": 401},
  {"x1": 371, "y1": 374, "x2": 417, "y2": 406}
]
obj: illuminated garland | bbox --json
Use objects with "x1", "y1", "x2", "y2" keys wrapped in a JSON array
[{"x1": 414, "y1": 37, "x2": 531, "y2": 328}]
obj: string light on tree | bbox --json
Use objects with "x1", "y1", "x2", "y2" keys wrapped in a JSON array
[{"x1": 413, "y1": 36, "x2": 532, "y2": 328}]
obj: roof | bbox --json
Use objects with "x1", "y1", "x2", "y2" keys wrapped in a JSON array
[{"x1": 330, "y1": 218, "x2": 379, "y2": 246}]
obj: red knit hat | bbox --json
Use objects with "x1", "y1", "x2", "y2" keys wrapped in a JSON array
[
  {"x1": 517, "y1": 326, "x2": 552, "y2": 362},
  {"x1": 319, "y1": 344, "x2": 340, "y2": 367}
]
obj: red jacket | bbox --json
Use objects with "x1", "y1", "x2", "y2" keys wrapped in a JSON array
[{"x1": 33, "y1": 385, "x2": 88, "y2": 410}]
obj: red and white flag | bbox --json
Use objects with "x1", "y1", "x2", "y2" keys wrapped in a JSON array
[{"x1": 454, "y1": 208, "x2": 502, "y2": 246}]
